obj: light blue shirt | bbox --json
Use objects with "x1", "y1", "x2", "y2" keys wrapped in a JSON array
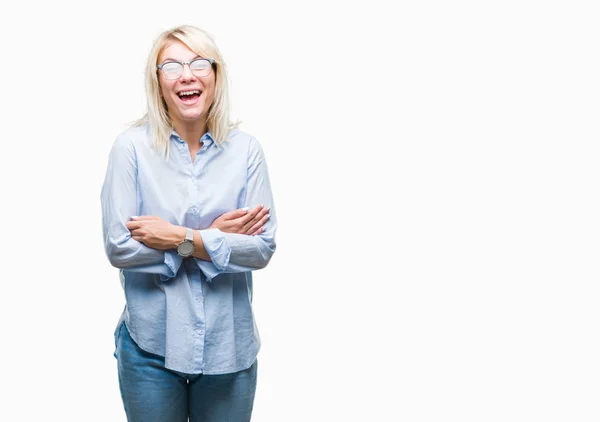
[{"x1": 101, "y1": 124, "x2": 277, "y2": 374}]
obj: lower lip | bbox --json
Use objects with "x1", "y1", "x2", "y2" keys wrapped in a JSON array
[{"x1": 179, "y1": 93, "x2": 202, "y2": 106}]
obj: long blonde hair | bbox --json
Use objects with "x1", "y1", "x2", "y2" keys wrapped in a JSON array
[{"x1": 134, "y1": 25, "x2": 238, "y2": 157}]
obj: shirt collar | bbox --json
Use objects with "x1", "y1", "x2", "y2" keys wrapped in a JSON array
[{"x1": 170, "y1": 129, "x2": 216, "y2": 147}]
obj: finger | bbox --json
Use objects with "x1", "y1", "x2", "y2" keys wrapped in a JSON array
[
  {"x1": 126, "y1": 221, "x2": 143, "y2": 230},
  {"x1": 131, "y1": 215, "x2": 160, "y2": 220},
  {"x1": 243, "y1": 206, "x2": 269, "y2": 232},
  {"x1": 251, "y1": 206, "x2": 270, "y2": 224},
  {"x1": 126, "y1": 220, "x2": 155, "y2": 230},
  {"x1": 237, "y1": 205, "x2": 263, "y2": 226},
  {"x1": 226, "y1": 205, "x2": 260, "y2": 223},
  {"x1": 222, "y1": 207, "x2": 251, "y2": 221},
  {"x1": 132, "y1": 235, "x2": 144, "y2": 242},
  {"x1": 247, "y1": 226, "x2": 264, "y2": 236},
  {"x1": 245, "y1": 212, "x2": 270, "y2": 234},
  {"x1": 246, "y1": 223, "x2": 264, "y2": 236},
  {"x1": 129, "y1": 228, "x2": 143, "y2": 236}
]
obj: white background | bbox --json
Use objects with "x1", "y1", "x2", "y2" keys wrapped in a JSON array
[{"x1": 1, "y1": 0, "x2": 599, "y2": 421}]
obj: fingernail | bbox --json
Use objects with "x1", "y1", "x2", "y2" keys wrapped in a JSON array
[
  {"x1": 130, "y1": 216, "x2": 139, "y2": 220},
  {"x1": 242, "y1": 207, "x2": 249, "y2": 212}
]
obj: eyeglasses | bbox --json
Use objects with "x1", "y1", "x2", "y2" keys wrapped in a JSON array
[{"x1": 157, "y1": 58, "x2": 215, "y2": 80}]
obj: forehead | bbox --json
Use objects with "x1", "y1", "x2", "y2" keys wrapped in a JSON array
[{"x1": 159, "y1": 40, "x2": 199, "y2": 62}]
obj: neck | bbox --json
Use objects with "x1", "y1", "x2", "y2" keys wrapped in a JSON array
[{"x1": 172, "y1": 117, "x2": 208, "y2": 146}]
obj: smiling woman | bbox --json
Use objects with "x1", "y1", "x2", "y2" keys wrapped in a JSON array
[
  {"x1": 135, "y1": 25, "x2": 236, "y2": 159},
  {"x1": 100, "y1": 25, "x2": 277, "y2": 422},
  {"x1": 157, "y1": 42, "x2": 216, "y2": 138}
]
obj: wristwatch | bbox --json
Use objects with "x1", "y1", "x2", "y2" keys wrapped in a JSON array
[{"x1": 177, "y1": 227, "x2": 195, "y2": 257}]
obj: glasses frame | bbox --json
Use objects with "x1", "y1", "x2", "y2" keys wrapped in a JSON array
[{"x1": 157, "y1": 58, "x2": 216, "y2": 80}]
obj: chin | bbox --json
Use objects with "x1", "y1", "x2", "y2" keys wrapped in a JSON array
[{"x1": 181, "y1": 110, "x2": 206, "y2": 121}]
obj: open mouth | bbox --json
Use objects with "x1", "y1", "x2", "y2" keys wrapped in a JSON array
[{"x1": 177, "y1": 89, "x2": 202, "y2": 104}]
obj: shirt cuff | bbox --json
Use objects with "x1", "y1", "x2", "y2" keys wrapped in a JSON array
[
  {"x1": 160, "y1": 250, "x2": 183, "y2": 281},
  {"x1": 199, "y1": 228, "x2": 232, "y2": 271},
  {"x1": 195, "y1": 260, "x2": 220, "y2": 282}
]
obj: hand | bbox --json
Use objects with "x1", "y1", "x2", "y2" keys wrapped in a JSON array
[
  {"x1": 126, "y1": 216, "x2": 184, "y2": 250},
  {"x1": 210, "y1": 205, "x2": 270, "y2": 236}
]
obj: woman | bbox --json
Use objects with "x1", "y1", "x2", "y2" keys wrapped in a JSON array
[{"x1": 101, "y1": 24, "x2": 277, "y2": 422}]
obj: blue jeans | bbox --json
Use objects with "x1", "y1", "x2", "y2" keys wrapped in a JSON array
[{"x1": 115, "y1": 321, "x2": 257, "y2": 422}]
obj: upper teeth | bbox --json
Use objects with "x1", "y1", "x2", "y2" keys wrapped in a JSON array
[{"x1": 179, "y1": 90, "x2": 200, "y2": 96}]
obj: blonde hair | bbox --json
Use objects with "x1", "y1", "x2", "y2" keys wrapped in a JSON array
[{"x1": 134, "y1": 25, "x2": 239, "y2": 157}]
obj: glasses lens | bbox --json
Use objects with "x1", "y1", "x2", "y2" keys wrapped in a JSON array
[
  {"x1": 190, "y1": 59, "x2": 211, "y2": 77},
  {"x1": 161, "y1": 62, "x2": 183, "y2": 80}
]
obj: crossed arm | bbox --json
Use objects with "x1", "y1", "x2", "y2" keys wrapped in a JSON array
[
  {"x1": 124, "y1": 205, "x2": 271, "y2": 261},
  {"x1": 101, "y1": 135, "x2": 277, "y2": 280}
]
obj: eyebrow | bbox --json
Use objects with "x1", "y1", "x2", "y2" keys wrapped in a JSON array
[{"x1": 160, "y1": 56, "x2": 202, "y2": 63}]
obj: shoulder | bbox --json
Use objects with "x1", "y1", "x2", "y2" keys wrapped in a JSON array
[
  {"x1": 109, "y1": 124, "x2": 152, "y2": 158},
  {"x1": 222, "y1": 128, "x2": 263, "y2": 155},
  {"x1": 223, "y1": 128, "x2": 255, "y2": 145},
  {"x1": 113, "y1": 124, "x2": 151, "y2": 149}
]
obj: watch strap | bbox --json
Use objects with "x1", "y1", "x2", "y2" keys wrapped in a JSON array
[{"x1": 185, "y1": 227, "x2": 194, "y2": 243}]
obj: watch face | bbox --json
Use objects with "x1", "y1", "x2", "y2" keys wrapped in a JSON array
[{"x1": 177, "y1": 241, "x2": 194, "y2": 256}]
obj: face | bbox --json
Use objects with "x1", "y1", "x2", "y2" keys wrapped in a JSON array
[{"x1": 157, "y1": 40, "x2": 216, "y2": 128}]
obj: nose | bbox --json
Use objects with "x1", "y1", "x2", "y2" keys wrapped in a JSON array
[{"x1": 179, "y1": 63, "x2": 196, "y2": 82}]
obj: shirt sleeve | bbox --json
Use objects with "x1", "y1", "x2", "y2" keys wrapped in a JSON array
[
  {"x1": 195, "y1": 136, "x2": 277, "y2": 281},
  {"x1": 101, "y1": 133, "x2": 182, "y2": 280}
]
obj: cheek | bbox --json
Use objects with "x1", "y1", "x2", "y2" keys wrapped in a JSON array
[
  {"x1": 159, "y1": 79, "x2": 174, "y2": 99},
  {"x1": 205, "y1": 83, "x2": 217, "y2": 104},
  {"x1": 206, "y1": 90, "x2": 215, "y2": 105},
  {"x1": 159, "y1": 82, "x2": 177, "y2": 109},
  {"x1": 204, "y1": 75, "x2": 217, "y2": 101}
]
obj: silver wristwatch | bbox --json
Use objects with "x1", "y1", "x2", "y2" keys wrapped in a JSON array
[{"x1": 177, "y1": 227, "x2": 195, "y2": 257}]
